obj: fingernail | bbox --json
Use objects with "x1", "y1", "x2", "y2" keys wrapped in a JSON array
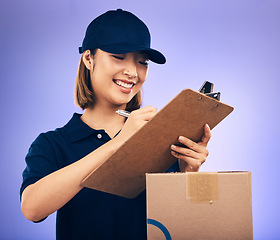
[
  {"x1": 179, "y1": 136, "x2": 184, "y2": 141},
  {"x1": 206, "y1": 124, "x2": 210, "y2": 129},
  {"x1": 171, "y1": 145, "x2": 177, "y2": 149}
]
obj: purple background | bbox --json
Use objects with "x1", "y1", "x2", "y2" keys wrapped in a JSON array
[{"x1": 1, "y1": 0, "x2": 279, "y2": 239}]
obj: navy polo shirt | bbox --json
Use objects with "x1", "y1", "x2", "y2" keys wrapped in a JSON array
[{"x1": 20, "y1": 113, "x2": 179, "y2": 240}]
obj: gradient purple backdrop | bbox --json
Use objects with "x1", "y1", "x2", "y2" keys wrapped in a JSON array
[{"x1": 1, "y1": 0, "x2": 279, "y2": 239}]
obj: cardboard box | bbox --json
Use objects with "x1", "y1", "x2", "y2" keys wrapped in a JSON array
[{"x1": 146, "y1": 172, "x2": 253, "y2": 240}]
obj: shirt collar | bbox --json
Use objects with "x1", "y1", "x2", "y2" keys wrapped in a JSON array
[{"x1": 63, "y1": 113, "x2": 105, "y2": 143}]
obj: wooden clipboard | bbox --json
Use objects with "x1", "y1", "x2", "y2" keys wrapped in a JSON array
[{"x1": 82, "y1": 89, "x2": 234, "y2": 198}]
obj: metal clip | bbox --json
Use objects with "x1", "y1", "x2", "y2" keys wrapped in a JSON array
[{"x1": 199, "y1": 81, "x2": 221, "y2": 101}]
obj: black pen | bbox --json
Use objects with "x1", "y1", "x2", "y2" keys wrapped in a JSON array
[{"x1": 116, "y1": 110, "x2": 131, "y2": 118}]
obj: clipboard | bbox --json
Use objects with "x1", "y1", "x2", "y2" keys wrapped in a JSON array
[{"x1": 82, "y1": 88, "x2": 234, "y2": 198}]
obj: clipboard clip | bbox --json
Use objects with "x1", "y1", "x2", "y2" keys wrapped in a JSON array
[{"x1": 199, "y1": 81, "x2": 221, "y2": 101}]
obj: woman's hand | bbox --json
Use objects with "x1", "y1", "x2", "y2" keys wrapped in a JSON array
[
  {"x1": 170, "y1": 124, "x2": 211, "y2": 172},
  {"x1": 115, "y1": 106, "x2": 158, "y2": 145}
]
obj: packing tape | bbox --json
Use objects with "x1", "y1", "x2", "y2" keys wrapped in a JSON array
[{"x1": 187, "y1": 172, "x2": 218, "y2": 203}]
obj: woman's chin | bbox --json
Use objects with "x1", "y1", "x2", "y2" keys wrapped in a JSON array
[{"x1": 110, "y1": 97, "x2": 133, "y2": 108}]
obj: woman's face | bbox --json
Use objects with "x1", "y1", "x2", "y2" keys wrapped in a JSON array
[{"x1": 86, "y1": 49, "x2": 149, "y2": 108}]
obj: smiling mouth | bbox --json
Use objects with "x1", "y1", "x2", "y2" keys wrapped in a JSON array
[{"x1": 113, "y1": 79, "x2": 135, "y2": 89}]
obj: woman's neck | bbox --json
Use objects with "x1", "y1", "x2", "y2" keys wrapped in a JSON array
[{"x1": 81, "y1": 103, "x2": 126, "y2": 138}]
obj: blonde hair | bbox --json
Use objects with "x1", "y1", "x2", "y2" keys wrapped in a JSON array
[{"x1": 74, "y1": 49, "x2": 142, "y2": 111}]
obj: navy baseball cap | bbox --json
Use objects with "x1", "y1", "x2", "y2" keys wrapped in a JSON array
[{"x1": 79, "y1": 9, "x2": 166, "y2": 64}]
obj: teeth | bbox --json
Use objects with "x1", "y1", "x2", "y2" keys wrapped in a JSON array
[{"x1": 115, "y1": 80, "x2": 134, "y2": 89}]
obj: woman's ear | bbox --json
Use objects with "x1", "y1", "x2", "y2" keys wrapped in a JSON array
[{"x1": 82, "y1": 50, "x2": 92, "y2": 70}]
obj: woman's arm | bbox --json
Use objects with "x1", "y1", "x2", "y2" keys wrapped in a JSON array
[
  {"x1": 21, "y1": 136, "x2": 122, "y2": 222},
  {"x1": 170, "y1": 124, "x2": 211, "y2": 172},
  {"x1": 21, "y1": 106, "x2": 157, "y2": 222}
]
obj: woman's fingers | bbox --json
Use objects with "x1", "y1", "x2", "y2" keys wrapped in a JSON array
[
  {"x1": 199, "y1": 124, "x2": 211, "y2": 147},
  {"x1": 117, "y1": 106, "x2": 157, "y2": 143},
  {"x1": 171, "y1": 151, "x2": 202, "y2": 172},
  {"x1": 129, "y1": 106, "x2": 157, "y2": 121},
  {"x1": 170, "y1": 124, "x2": 211, "y2": 172},
  {"x1": 171, "y1": 144, "x2": 202, "y2": 160},
  {"x1": 170, "y1": 139, "x2": 207, "y2": 170},
  {"x1": 177, "y1": 136, "x2": 209, "y2": 157},
  {"x1": 129, "y1": 106, "x2": 158, "y2": 121}
]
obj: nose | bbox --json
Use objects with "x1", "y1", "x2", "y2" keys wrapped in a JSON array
[{"x1": 123, "y1": 59, "x2": 138, "y2": 78}]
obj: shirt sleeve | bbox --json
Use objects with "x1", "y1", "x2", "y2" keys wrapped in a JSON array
[
  {"x1": 165, "y1": 160, "x2": 180, "y2": 173},
  {"x1": 20, "y1": 132, "x2": 59, "y2": 200}
]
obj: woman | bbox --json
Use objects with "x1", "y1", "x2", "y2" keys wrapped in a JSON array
[{"x1": 20, "y1": 9, "x2": 211, "y2": 239}]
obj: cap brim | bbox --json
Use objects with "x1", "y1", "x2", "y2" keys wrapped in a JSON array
[{"x1": 99, "y1": 43, "x2": 166, "y2": 64}]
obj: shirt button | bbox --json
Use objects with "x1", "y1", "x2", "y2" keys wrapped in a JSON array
[{"x1": 97, "y1": 134, "x2": 102, "y2": 139}]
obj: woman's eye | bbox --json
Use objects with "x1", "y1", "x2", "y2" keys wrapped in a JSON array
[
  {"x1": 112, "y1": 55, "x2": 124, "y2": 60},
  {"x1": 139, "y1": 61, "x2": 149, "y2": 66}
]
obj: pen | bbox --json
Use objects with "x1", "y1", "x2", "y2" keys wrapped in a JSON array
[{"x1": 116, "y1": 110, "x2": 131, "y2": 118}]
